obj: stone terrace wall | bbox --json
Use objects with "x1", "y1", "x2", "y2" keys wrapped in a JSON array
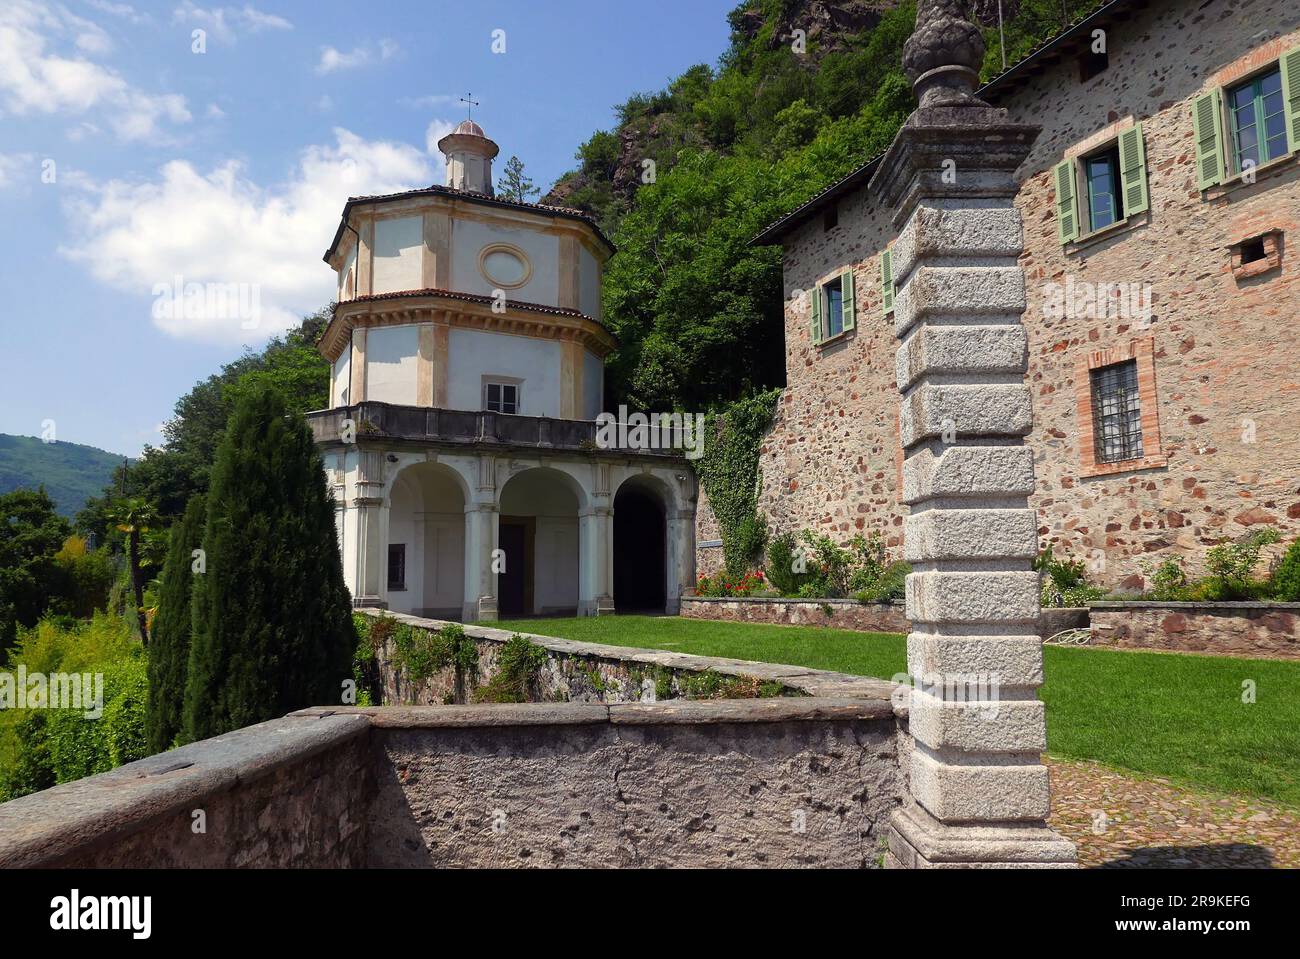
[
  {"x1": 733, "y1": 0, "x2": 1300, "y2": 591},
  {"x1": 1090, "y1": 601, "x2": 1300, "y2": 659},
  {"x1": 365, "y1": 609, "x2": 897, "y2": 705},
  {"x1": 0, "y1": 714, "x2": 372, "y2": 868},
  {"x1": 681, "y1": 596, "x2": 910, "y2": 633},
  {"x1": 352, "y1": 699, "x2": 901, "y2": 868},
  {"x1": 0, "y1": 696, "x2": 904, "y2": 869}
]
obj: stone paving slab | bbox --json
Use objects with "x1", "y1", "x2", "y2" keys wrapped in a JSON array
[{"x1": 1047, "y1": 758, "x2": 1300, "y2": 868}]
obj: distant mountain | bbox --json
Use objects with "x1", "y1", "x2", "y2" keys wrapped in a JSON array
[{"x1": 0, "y1": 434, "x2": 128, "y2": 517}]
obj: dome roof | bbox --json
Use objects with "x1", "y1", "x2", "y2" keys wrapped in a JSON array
[{"x1": 452, "y1": 119, "x2": 486, "y2": 138}]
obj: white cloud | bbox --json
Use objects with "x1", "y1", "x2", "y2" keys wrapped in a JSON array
[
  {"x1": 399, "y1": 94, "x2": 456, "y2": 109},
  {"x1": 0, "y1": 152, "x2": 35, "y2": 189},
  {"x1": 424, "y1": 119, "x2": 455, "y2": 154},
  {"x1": 205, "y1": 102, "x2": 226, "y2": 119},
  {"x1": 87, "y1": 1, "x2": 149, "y2": 24},
  {"x1": 0, "y1": 0, "x2": 190, "y2": 142},
  {"x1": 315, "y1": 38, "x2": 400, "y2": 74},
  {"x1": 171, "y1": 3, "x2": 292, "y2": 43},
  {"x1": 60, "y1": 128, "x2": 435, "y2": 343}
]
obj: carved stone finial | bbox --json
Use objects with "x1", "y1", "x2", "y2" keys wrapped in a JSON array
[{"x1": 902, "y1": 0, "x2": 987, "y2": 107}]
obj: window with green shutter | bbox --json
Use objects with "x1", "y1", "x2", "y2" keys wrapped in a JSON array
[
  {"x1": 1192, "y1": 89, "x2": 1225, "y2": 189},
  {"x1": 880, "y1": 248, "x2": 894, "y2": 315},
  {"x1": 1117, "y1": 122, "x2": 1149, "y2": 217},
  {"x1": 841, "y1": 269, "x2": 855, "y2": 332},
  {"x1": 1283, "y1": 46, "x2": 1300, "y2": 155},
  {"x1": 825, "y1": 276, "x2": 845, "y2": 339},
  {"x1": 1053, "y1": 159, "x2": 1079, "y2": 244},
  {"x1": 809, "y1": 281, "x2": 823, "y2": 346}
]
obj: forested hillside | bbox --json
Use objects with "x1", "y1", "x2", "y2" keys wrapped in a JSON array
[
  {"x1": 545, "y1": 0, "x2": 1102, "y2": 412},
  {"x1": 0, "y1": 434, "x2": 127, "y2": 517}
]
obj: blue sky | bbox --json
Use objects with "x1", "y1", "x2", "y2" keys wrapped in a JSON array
[{"x1": 0, "y1": 0, "x2": 736, "y2": 456}]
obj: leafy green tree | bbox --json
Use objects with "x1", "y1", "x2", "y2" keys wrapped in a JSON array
[
  {"x1": 0, "y1": 488, "x2": 71, "y2": 648},
  {"x1": 146, "y1": 494, "x2": 205, "y2": 752},
  {"x1": 496, "y1": 155, "x2": 540, "y2": 203},
  {"x1": 184, "y1": 388, "x2": 356, "y2": 742}
]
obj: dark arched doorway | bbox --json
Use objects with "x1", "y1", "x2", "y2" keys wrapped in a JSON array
[{"x1": 613, "y1": 480, "x2": 667, "y2": 613}]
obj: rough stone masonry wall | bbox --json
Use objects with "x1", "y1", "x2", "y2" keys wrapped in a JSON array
[
  {"x1": 0, "y1": 697, "x2": 905, "y2": 869},
  {"x1": 733, "y1": 0, "x2": 1300, "y2": 590},
  {"x1": 681, "y1": 595, "x2": 911, "y2": 633},
  {"x1": 357, "y1": 700, "x2": 901, "y2": 868},
  {"x1": 1090, "y1": 601, "x2": 1300, "y2": 659},
  {"x1": 0, "y1": 714, "x2": 373, "y2": 868}
]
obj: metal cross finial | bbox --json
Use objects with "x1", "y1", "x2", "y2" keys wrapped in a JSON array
[{"x1": 459, "y1": 94, "x2": 480, "y2": 120}]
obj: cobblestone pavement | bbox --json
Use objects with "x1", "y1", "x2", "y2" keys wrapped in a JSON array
[{"x1": 1047, "y1": 758, "x2": 1300, "y2": 868}]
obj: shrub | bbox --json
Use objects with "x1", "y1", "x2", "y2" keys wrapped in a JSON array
[
  {"x1": 695, "y1": 569, "x2": 767, "y2": 597},
  {"x1": 854, "y1": 560, "x2": 910, "y2": 603},
  {"x1": 1271, "y1": 538, "x2": 1300, "y2": 601},
  {"x1": 1143, "y1": 557, "x2": 1190, "y2": 601},
  {"x1": 1200, "y1": 528, "x2": 1280, "y2": 600},
  {"x1": 1035, "y1": 546, "x2": 1107, "y2": 608},
  {"x1": 473, "y1": 635, "x2": 548, "y2": 704},
  {"x1": 764, "y1": 532, "x2": 806, "y2": 596}
]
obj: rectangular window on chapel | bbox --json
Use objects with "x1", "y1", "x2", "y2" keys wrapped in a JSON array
[
  {"x1": 485, "y1": 381, "x2": 520, "y2": 415},
  {"x1": 1090, "y1": 360, "x2": 1144, "y2": 464}
]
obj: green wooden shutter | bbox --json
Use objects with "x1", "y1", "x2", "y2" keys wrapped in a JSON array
[
  {"x1": 1281, "y1": 45, "x2": 1300, "y2": 154},
  {"x1": 1053, "y1": 159, "x2": 1079, "y2": 244},
  {"x1": 1118, "y1": 122, "x2": 1149, "y2": 216},
  {"x1": 841, "y1": 269, "x2": 855, "y2": 331},
  {"x1": 1192, "y1": 90, "x2": 1224, "y2": 190},
  {"x1": 880, "y1": 248, "x2": 894, "y2": 315},
  {"x1": 810, "y1": 283, "x2": 823, "y2": 346}
]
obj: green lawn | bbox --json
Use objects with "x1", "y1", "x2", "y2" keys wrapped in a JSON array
[{"x1": 495, "y1": 615, "x2": 1300, "y2": 808}]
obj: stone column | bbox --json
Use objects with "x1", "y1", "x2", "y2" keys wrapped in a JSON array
[
  {"x1": 350, "y1": 448, "x2": 387, "y2": 608},
  {"x1": 577, "y1": 506, "x2": 615, "y2": 616},
  {"x1": 664, "y1": 507, "x2": 696, "y2": 614},
  {"x1": 869, "y1": 0, "x2": 1075, "y2": 868},
  {"x1": 463, "y1": 503, "x2": 498, "y2": 622}
]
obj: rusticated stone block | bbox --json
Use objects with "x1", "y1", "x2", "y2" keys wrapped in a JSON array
[
  {"x1": 906, "y1": 691, "x2": 1046, "y2": 753},
  {"x1": 892, "y1": 205, "x2": 1024, "y2": 282},
  {"x1": 894, "y1": 265, "x2": 1026, "y2": 336},
  {"x1": 905, "y1": 570, "x2": 1039, "y2": 624},
  {"x1": 908, "y1": 750, "x2": 1052, "y2": 822},
  {"x1": 903, "y1": 508, "x2": 1038, "y2": 562},
  {"x1": 896, "y1": 323, "x2": 1028, "y2": 391},
  {"x1": 899, "y1": 383, "x2": 1033, "y2": 446},
  {"x1": 907, "y1": 632, "x2": 1045, "y2": 687},
  {"x1": 902, "y1": 445, "x2": 1036, "y2": 504}
]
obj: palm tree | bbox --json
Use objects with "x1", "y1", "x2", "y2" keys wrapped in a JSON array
[{"x1": 109, "y1": 497, "x2": 159, "y2": 644}]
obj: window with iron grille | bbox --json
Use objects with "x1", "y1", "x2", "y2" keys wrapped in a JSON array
[{"x1": 1090, "y1": 360, "x2": 1143, "y2": 463}]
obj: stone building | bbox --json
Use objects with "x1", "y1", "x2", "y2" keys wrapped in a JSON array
[
  {"x1": 310, "y1": 120, "x2": 697, "y2": 621},
  {"x1": 725, "y1": 0, "x2": 1300, "y2": 589}
]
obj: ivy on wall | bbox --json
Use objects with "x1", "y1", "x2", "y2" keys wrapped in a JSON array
[{"x1": 696, "y1": 389, "x2": 782, "y2": 578}]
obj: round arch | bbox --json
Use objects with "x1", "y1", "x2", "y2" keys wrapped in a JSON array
[
  {"x1": 613, "y1": 473, "x2": 670, "y2": 613},
  {"x1": 497, "y1": 466, "x2": 585, "y2": 617},
  {"x1": 385, "y1": 461, "x2": 469, "y2": 618}
]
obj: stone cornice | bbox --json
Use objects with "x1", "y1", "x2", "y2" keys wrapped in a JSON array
[{"x1": 317, "y1": 290, "x2": 617, "y2": 362}]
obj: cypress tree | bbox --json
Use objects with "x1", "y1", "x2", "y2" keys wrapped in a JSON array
[
  {"x1": 184, "y1": 387, "x2": 356, "y2": 741},
  {"x1": 145, "y1": 493, "x2": 205, "y2": 752}
]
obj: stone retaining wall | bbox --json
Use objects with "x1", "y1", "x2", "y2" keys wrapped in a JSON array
[
  {"x1": 1090, "y1": 602, "x2": 1300, "y2": 659},
  {"x1": 680, "y1": 595, "x2": 910, "y2": 633},
  {"x1": 365, "y1": 609, "x2": 896, "y2": 705},
  {"x1": 0, "y1": 694, "x2": 904, "y2": 868}
]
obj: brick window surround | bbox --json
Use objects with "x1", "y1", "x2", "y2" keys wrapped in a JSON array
[
  {"x1": 1227, "y1": 230, "x2": 1283, "y2": 281},
  {"x1": 1074, "y1": 337, "x2": 1167, "y2": 478}
]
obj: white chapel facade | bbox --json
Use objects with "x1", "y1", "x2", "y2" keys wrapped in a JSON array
[{"x1": 311, "y1": 120, "x2": 697, "y2": 621}]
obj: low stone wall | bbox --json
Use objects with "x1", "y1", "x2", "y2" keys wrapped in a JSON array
[
  {"x1": 351, "y1": 699, "x2": 901, "y2": 868},
  {"x1": 0, "y1": 713, "x2": 372, "y2": 868},
  {"x1": 365, "y1": 610, "x2": 896, "y2": 705},
  {"x1": 680, "y1": 596, "x2": 911, "y2": 634},
  {"x1": 1090, "y1": 602, "x2": 1300, "y2": 659},
  {"x1": 0, "y1": 696, "x2": 904, "y2": 869}
]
